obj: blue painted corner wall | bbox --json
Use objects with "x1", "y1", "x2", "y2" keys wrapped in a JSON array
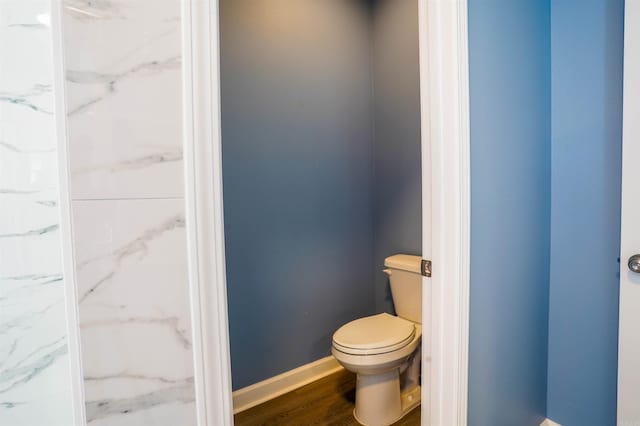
[
  {"x1": 219, "y1": 0, "x2": 421, "y2": 390},
  {"x1": 220, "y1": 0, "x2": 377, "y2": 390},
  {"x1": 547, "y1": 1, "x2": 624, "y2": 425},
  {"x1": 468, "y1": 0, "x2": 624, "y2": 424},
  {"x1": 468, "y1": 0, "x2": 551, "y2": 425},
  {"x1": 371, "y1": 0, "x2": 422, "y2": 315}
]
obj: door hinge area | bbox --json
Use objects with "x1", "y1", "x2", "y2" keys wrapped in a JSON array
[{"x1": 421, "y1": 259, "x2": 432, "y2": 277}]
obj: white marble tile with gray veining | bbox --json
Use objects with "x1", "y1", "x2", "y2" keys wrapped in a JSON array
[
  {"x1": 0, "y1": 267, "x2": 72, "y2": 426},
  {"x1": 62, "y1": 0, "x2": 185, "y2": 200},
  {"x1": 0, "y1": 2, "x2": 74, "y2": 424},
  {"x1": 72, "y1": 199, "x2": 196, "y2": 425}
]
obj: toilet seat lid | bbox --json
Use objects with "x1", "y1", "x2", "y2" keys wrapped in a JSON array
[{"x1": 332, "y1": 313, "x2": 416, "y2": 355}]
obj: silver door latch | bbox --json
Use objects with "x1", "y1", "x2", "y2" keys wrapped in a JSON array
[
  {"x1": 421, "y1": 259, "x2": 432, "y2": 277},
  {"x1": 629, "y1": 254, "x2": 640, "y2": 273}
]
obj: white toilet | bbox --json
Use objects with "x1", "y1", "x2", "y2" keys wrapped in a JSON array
[{"x1": 332, "y1": 254, "x2": 423, "y2": 426}]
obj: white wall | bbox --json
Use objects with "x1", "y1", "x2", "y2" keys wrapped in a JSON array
[
  {"x1": 0, "y1": 1, "x2": 73, "y2": 424},
  {"x1": 2, "y1": 2, "x2": 200, "y2": 424},
  {"x1": 60, "y1": 1, "x2": 197, "y2": 424}
]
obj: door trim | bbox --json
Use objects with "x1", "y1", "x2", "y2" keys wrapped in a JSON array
[
  {"x1": 618, "y1": 0, "x2": 639, "y2": 422},
  {"x1": 420, "y1": 0, "x2": 471, "y2": 424},
  {"x1": 182, "y1": 0, "x2": 234, "y2": 424},
  {"x1": 182, "y1": 0, "x2": 471, "y2": 424}
]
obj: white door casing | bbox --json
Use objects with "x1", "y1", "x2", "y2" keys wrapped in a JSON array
[
  {"x1": 182, "y1": 0, "x2": 234, "y2": 425},
  {"x1": 421, "y1": 0, "x2": 471, "y2": 425},
  {"x1": 618, "y1": 1, "x2": 640, "y2": 424}
]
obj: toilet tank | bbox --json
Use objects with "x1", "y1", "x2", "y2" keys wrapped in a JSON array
[{"x1": 384, "y1": 254, "x2": 423, "y2": 323}]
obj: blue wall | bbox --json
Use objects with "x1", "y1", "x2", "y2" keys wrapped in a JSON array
[
  {"x1": 547, "y1": 1, "x2": 624, "y2": 425},
  {"x1": 467, "y1": 1, "x2": 551, "y2": 425},
  {"x1": 371, "y1": 0, "x2": 422, "y2": 314},
  {"x1": 220, "y1": 0, "x2": 422, "y2": 390},
  {"x1": 219, "y1": 0, "x2": 376, "y2": 390}
]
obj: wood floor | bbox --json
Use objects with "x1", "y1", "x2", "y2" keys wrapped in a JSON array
[{"x1": 234, "y1": 369, "x2": 421, "y2": 426}]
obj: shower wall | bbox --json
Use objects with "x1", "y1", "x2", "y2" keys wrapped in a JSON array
[
  {"x1": 60, "y1": 1, "x2": 196, "y2": 424},
  {"x1": 0, "y1": 1, "x2": 73, "y2": 424}
]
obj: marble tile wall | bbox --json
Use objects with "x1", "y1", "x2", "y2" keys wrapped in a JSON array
[
  {"x1": 0, "y1": 1, "x2": 74, "y2": 425},
  {"x1": 61, "y1": 1, "x2": 196, "y2": 424}
]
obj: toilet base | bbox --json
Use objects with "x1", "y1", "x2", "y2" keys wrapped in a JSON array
[{"x1": 353, "y1": 370, "x2": 421, "y2": 426}]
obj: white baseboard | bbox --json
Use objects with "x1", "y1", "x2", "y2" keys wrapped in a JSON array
[
  {"x1": 232, "y1": 355, "x2": 344, "y2": 414},
  {"x1": 541, "y1": 419, "x2": 561, "y2": 426}
]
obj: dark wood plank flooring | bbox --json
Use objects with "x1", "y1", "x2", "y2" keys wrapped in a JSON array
[{"x1": 234, "y1": 370, "x2": 421, "y2": 426}]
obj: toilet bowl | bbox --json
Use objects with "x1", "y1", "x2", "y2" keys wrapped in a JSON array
[{"x1": 332, "y1": 254, "x2": 423, "y2": 426}]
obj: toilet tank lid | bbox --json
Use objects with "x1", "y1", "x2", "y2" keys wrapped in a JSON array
[{"x1": 384, "y1": 254, "x2": 422, "y2": 274}]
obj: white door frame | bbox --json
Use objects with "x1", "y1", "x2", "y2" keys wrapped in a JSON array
[
  {"x1": 181, "y1": 0, "x2": 234, "y2": 425},
  {"x1": 618, "y1": 0, "x2": 639, "y2": 423},
  {"x1": 181, "y1": 0, "x2": 471, "y2": 424},
  {"x1": 420, "y1": 0, "x2": 471, "y2": 425}
]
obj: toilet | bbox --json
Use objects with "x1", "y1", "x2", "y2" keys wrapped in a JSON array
[{"x1": 332, "y1": 254, "x2": 423, "y2": 426}]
